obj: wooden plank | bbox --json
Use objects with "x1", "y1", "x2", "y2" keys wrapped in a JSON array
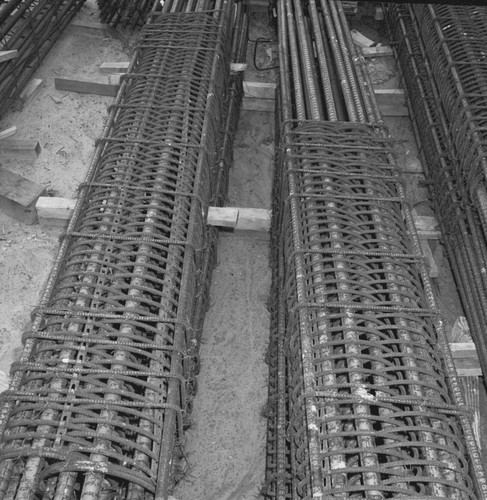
[
  {"x1": 0, "y1": 167, "x2": 45, "y2": 224},
  {"x1": 99, "y1": 61, "x2": 130, "y2": 74},
  {"x1": 0, "y1": 50, "x2": 18, "y2": 63},
  {"x1": 0, "y1": 126, "x2": 17, "y2": 140},
  {"x1": 414, "y1": 215, "x2": 439, "y2": 232},
  {"x1": 450, "y1": 342, "x2": 478, "y2": 358},
  {"x1": 235, "y1": 208, "x2": 271, "y2": 232},
  {"x1": 38, "y1": 201, "x2": 272, "y2": 232},
  {"x1": 243, "y1": 81, "x2": 276, "y2": 100},
  {"x1": 450, "y1": 316, "x2": 470, "y2": 343},
  {"x1": 19, "y1": 78, "x2": 43, "y2": 104},
  {"x1": 402, "y1": 157, "x2": 424, "y2": 174},
  {"x1": 362, "y1": 46, "x2": 394, "y2": 58},
  {"x1": 242, "y1": 98, "x2": 274, "y2": 112},
  {"x1": 230, "y1": 63, "x2": 247, "y2": 72},
  {"x1": 0, "y1": 139, "x2": 41, "y2": 160},
  {"x1": 207, "y1": 207, "x2": 271, "y2": 231},
  {"x1": 454, "y1": 360, "x2": 482, "y2": 377},
  {"x1": 420, "y1": 240, "x2": 438, "y2": 278},
  {"x1": 67, "y1": 19, "x2": 107, "y2": 37},
  {"x1": 378, "y1": 103, "x2": 409, "y2": 117},
  {"x1": 54, "y1": 78, "x2": 119, "y2": 97},
  {"x1": 36, "y1": 196, "x2": 76, "y2": 222},
  {"x1": 374, "y1": 89, "x2": 405, "y2": 107},
  {"x1": 351, "y1": 29, "x2": 375, "y2": 48},
  {"x1": 98, "y1": 61, "x2": 249, "y2": 76},
  {"x1": 449, "y1": 342, "x2": 481, "y2": 376},
  {"x1": 416, "y1": 229, "x2": 442, "y2": 240},
  {"x1": 207, "y1": 207, "x2": 238, "y2": 228}
]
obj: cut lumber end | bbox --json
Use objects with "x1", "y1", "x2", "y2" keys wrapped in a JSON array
[
  {"x1": 206, "y1": 207, "x2": 239, "y2": 228},
  {"x1": 108, "y1": 74, "x2": 124, "y2": 85},
  {"x1": 36, "y1": 196, "x2": 76, "y2": 227},
  {"x1": 99, "y1": 61, "x2": 130, "y2": 74},
  {"x1": 450, "y1": 342, "x2": 481, "y2": 377},
  {"x1": 207, "y1": 207, "x2": 271, "y2": 232},
  {"x1": 413, "y1": 215, "x2": 439, "y2": 231},
  {"x1": 230, "y1": 63, "x2": 247, "y2": 73},
  {"x1": 0, "y1": 167, "x2": 45, "y2": 224}
]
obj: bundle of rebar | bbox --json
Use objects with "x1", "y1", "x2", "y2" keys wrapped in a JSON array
[
  {"x1": 0, "y1": 0, "x2": 85, "y2": 118},
  {"x1": 265, "y1": 1, "x2": 487, "y2": 498},
  {"x1": 385, "y1": 3, "x2": 487, "y2": 391},
  {"x1": 0, "y1": 1, "x2": 246, "y2": 498},
  {"x1": 97, "y1": 0, "x2": 154, "y2": 29}
]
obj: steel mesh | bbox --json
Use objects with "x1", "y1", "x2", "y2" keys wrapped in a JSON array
[{"x1": 97, "y1": 0, "x2": 154, "y2": 28}]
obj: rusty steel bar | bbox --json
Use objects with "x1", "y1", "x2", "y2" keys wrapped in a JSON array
[
  {"x1": 385, "y1": 0, "x2": 487, "y2": 398},
  {"x1": 0, "y1": 1, "x2": 246, "y2": 498},
  {"x1": 0, "y1": 0, "x2": 85, "y2": 119},
  {"x1": 387, "y1": 3, "x2": 487, "y2": 391},
  {"x1": 265, "y1": 1, "x2": 487, "y2": 498}
]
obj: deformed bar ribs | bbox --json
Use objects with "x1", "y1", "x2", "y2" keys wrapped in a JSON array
[
  {"x1": 0, "y1": 1, "x2": 246, "y2": 498},
  {"x1": 265, "y1": 1, "x2": 487, "y2": 498},
  {"x1": 386, "y1": 2, "x2": 487, "y2": 398}
]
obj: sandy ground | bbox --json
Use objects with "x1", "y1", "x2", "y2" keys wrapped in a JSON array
[{"x1": 173, "y1": 108, "x2": 274, "y2": 499}]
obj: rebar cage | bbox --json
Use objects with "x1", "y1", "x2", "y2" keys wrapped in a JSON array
[
  {"x1": 265, "y1": 1, "x2": 487, "y2": 498},
  {"x1": 270, "y1": 120, "x2": 481, "y2": 499},
  {"x1": 0, "y1": 1, "x2": 246, "y2": 498},
  {"x1": 385, "y1": 3, "x2": 487, "y2": 386}
]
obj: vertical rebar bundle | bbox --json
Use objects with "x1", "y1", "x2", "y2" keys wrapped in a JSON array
[
  {"x1": 0, "y1": 0, "x2": 85, "y2": 118},
  {"x1": 0, "y1": 1, "x2": 246, "y2": 498},
  {"x1": 97, "y1": 0, "x2": 154, "y2": 29},
  {"x1": 385, "y1": 3, "x2": 487, "y2": 397},
  {"x1": 265, "y1": 1, "x2": 487, "y2": 498}
]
